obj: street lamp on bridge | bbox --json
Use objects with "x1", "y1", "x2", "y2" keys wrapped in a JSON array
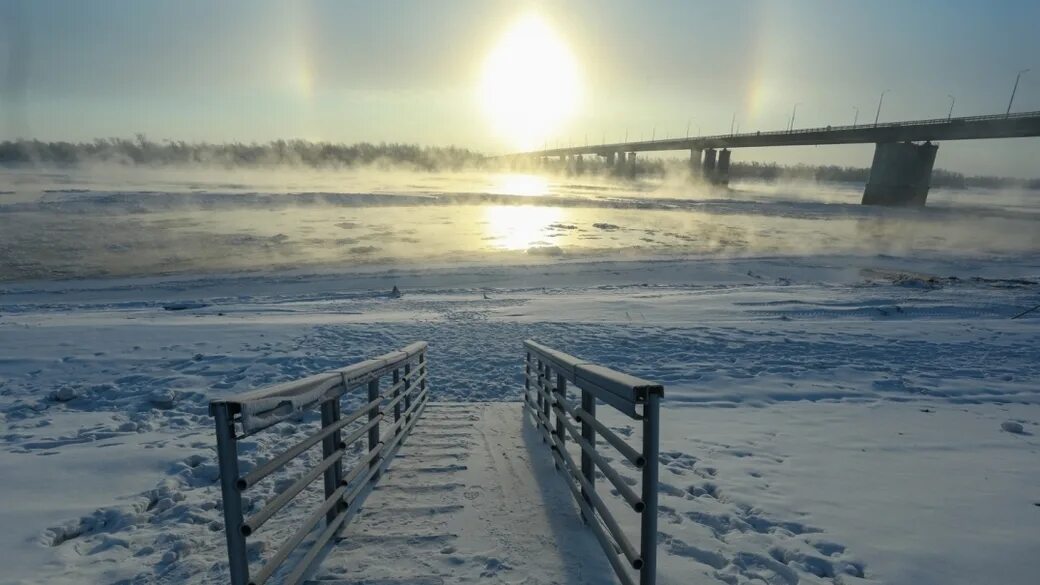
[
  {"x1": 788, "y1": 102, "x2": 801, "y2": 132},
  {"x1": 1007, "y1": 69, "x2": 1030, "y2": 117},
  {"x1": 852, "y1": 106, "x2": 859, "y2": 127},
  {"x1": 874, "y1": 89, "x2": 890, "y2": 127},
  {"x1": 947, "y1": 94, "x2": 956, "y2": 121}
]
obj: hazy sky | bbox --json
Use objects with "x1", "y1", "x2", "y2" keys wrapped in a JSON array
[{"x1": 2, "y1": 0, "x2": 1038, "y2": 176}]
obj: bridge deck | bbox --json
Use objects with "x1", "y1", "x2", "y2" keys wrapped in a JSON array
[
  {"x1": 517, "y1": 110, "x2": 1040, "y2": 157},
  {"x1": 307, "y1": 402, "x2": 614, "y2": 585}
]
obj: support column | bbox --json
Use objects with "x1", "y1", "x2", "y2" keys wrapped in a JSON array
[
  {"x1": 862, "y1": 141, "x2": 938, "y2": 206},
  {"x1": 715, "y1": 148, "x2": 731, "y2": 186},
  {"x1": 605, "y1": 151, "x2": 615, "y2": 166},
  {"x1": 702, "y1": 148, "x2": 717, "y2": 182},
  {"x1": 575, "y1": 154, "x2": 584, "y2": 174},
  {"x1": 689, "y1": 149, "x2": 703, "y2": 179},
  {"x1": 627, "y1": 152, "x2": 636, "y2": 164}
]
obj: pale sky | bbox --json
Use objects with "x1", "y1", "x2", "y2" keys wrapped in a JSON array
[{"x1": 2, "y1": 0, "x2": 1038, "y2": 176}]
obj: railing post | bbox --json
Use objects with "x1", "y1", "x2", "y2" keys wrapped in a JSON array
[
  {"x1": 392, "y1": 368, "x2": 402, "y2": 426},
  {"x1": 554, "y1": 372, "x2": 566, "y2": 469},
  {"x1": 368, "y1": 379, "x2": 381, "y2": 476},
  {"x1": 524, "y1": 351, "x2": 531, "y2": 405},
  {"x1": 580, "y1": 388, "x2": 596, "y2": 522},
  {"x1": 419, "y1": 350, "x2": 427, "y2": 398},
  {"x1": 639, "y1": 393, "x2": 661, "y2": 585},
  {"x1": 541, "y1": 361, "x2": 551, "y2": 425},
  {"x1": 212, "y1": 402, "x2": 249, "y2": 585},
  {"x1": 320, "y1": 398, "x2": 345, "y2": 524},
  {"x1": 404, "y1": 362, "x2": 413, "y2": 421},
  {"x1": 536, "y1": 358, "x2": 544, "y2": 412}
]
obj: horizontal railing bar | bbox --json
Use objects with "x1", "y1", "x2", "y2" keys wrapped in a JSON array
[
  {"x1": 557, "y1": 397, "x2": 645, "y2": 468},
  {"x1": 223, "y1": 345, "x2": 427, "y2": 434},
  {"x1": 339, "y1": 415, "x2": 383, "y2": 449},
  {"x1": 337, "y1": 390, "x2": 388, "y2": 424},
  {"x1": 526, "y1": 370, "x2": 550, "y2": 389},
  {"x1": 531, "y1": 400, "x2": 554, "y2": 434},
  {"x1": 339, "y1": 441, "x2": 385, "y2": 487},
  {"x1": 333, "y1": 347, "x2": 427, "y2": 394},
  {"x1": 283, "y1": 490, "x2": 353, "y2": 585},
  {"x1": 525, "y1": 400, "x2": 556, "y2": 445},
  {"x1": 377, "y1": 365, "x2": 424, "y2": 400},
  {"x1": 241, "y1": 447, "x2": 345, "y2": 536},
  {"x1": 554, "y1": 405, "x2": 644, "y2": 512},
  {"x1": 384, "y1": 391, "x2": 428, "y2": 457},
  {"x1": 525, "y1": 340, "x2": 663, "y2": 418},
  {"x1": 237, "y1": 408, "x2": 382, "y2": 491},
  {"x1": 371, "y1": 390, "x2": 428, "y2": 467},
  {"x1": 379, "y1": 414, "x2": 407, "y2": 444},
  {"x1": 279, "y1": 391, "x2": 430, "y2": 585},
  {"x1": 551, "y1": 427, "x2": 642, "y2": 568},
  {"x1": 548, "y1": 445, "x2": 637, "y2": 585},
  {"x1": 248, "y1": 482, "x2": 348, "y2": 585},
  {"x1": 342, "y1": 446, "x2": 384, "y2": 503},
  {"x1": 381, "y1": 374, "x2": 425, "y2": 415}
]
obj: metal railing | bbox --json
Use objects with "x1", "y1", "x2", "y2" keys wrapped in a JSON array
[
  {"x1": 517, "y1": 109, "x2": 1040, "y2": 156},
  {"x1": 521, "y1": 340, "x2": 664, "y2": 585},
  {"x1": 209, "y1": 342, "x2": 429, "y2": 585}
]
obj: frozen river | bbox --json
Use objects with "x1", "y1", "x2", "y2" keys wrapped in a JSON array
[{"x1": 2, "y1": 167, "x2": 1038, "y2": 281}]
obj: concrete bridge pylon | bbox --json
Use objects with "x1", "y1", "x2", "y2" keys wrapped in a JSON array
[
  {"x1": 716, "y1": 149, "x2": 731, "y2": 186},
  {"x1": 689, "y1": 149, "x2": 703, "y2": 178},
  {"x1": 862, "y1": 141, "x2": 939, "y2": 206}
]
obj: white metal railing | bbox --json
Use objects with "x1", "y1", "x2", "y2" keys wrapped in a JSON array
[
  {"x1": 522, "y1": 340, "x2": 664, "y2": 585},
  {"x1": 209, "y1": 342, "x2": 429, "y2": 585}
]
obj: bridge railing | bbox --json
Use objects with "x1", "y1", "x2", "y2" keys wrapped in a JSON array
[
  {"x1": 209, "y1": 342, "x2": 429, "y2": 585},
  {"x1": 525, "y1": 109, "x2": 1040, "y2": 155},
  {"x1": 522, "y1": 340, "x2": 664, "y2": 585}
]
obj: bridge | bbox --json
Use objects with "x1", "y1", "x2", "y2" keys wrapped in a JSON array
[{"x1": 510, "y1": 110, "x2": 1040, "y2": 206}]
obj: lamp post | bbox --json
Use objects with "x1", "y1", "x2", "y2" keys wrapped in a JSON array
[
  {"x1": 852, "y1": 106, "x2": 859, "y2": 127},
  {"x1": 788, "y1": 102, "x2": 801, "y2": 132},
  {"x1": 686, "y1": 119, "x2": 691, "y2": 139},
  {"x1": 1006, "y1": 69, "x2": 1030, "y2": 117},
  {"x1": 946, "y1": 94, "x2": 955, "y2": 121},
  {"x1": 874, "y1": 89, "x2": 890, "y2": 127}
]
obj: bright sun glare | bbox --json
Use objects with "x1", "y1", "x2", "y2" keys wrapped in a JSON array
[
  {"x1": 484, "y1": 205, "x2": 562, "y2": 251},
  {"x1": 480, "y1": 15, "x2": 581, "y2": 151}
]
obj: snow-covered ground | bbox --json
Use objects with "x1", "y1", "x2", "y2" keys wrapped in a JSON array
[{"x1": 1, "y1": 168, "x2": 1038, "y2": 584}]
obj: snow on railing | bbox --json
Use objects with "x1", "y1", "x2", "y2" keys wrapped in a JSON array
[
  {"x1": 522, "y1": 340, "x2": 664, "y2": 585},
  {"x1": 209, "y1": 342, "x2": 429, "y2": 585}
]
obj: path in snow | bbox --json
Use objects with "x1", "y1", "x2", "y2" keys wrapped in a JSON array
[{"x1": 311, "y1": 402, "x2": 616, "y2": 585}]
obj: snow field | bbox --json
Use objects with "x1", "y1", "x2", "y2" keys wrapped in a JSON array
[{"x1": 0, "y1": 255, "x2": 1037, "y2": 584}]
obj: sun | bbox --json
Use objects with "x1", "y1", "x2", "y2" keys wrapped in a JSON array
[{"x1": 480, "y1": 14, "x2": 582, "y2": 151}]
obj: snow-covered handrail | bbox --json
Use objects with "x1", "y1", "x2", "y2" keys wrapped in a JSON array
[
  {"x1": 220, "y1": 341, "x2": 427, "y2": 434},
  {"x1": 522, "y1": 340, "x2": 663, "y2": 585},
  {"x1": 209, "y1": 342, "x2": 429, "y2": 585}
]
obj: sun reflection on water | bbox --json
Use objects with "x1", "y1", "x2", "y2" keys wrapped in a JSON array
[
  {"x1": 484, "y1": 205, "x2": 562, "y2": 250},
  {"x1": 490, "y1": 173, "x2": 550, "y2": 197}
]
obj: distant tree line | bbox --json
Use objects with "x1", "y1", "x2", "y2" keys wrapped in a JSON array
[
  {"x1": 0, "y1": 136, "x2": 485, "y2": 170},
  {"x1": 2, "y1": 137, "x2": 1036, "y2": 189}
]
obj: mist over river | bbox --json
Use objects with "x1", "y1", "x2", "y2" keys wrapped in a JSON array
[{"x1": 2, "y1": 166, "x2": 1038, "y2": 282}]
